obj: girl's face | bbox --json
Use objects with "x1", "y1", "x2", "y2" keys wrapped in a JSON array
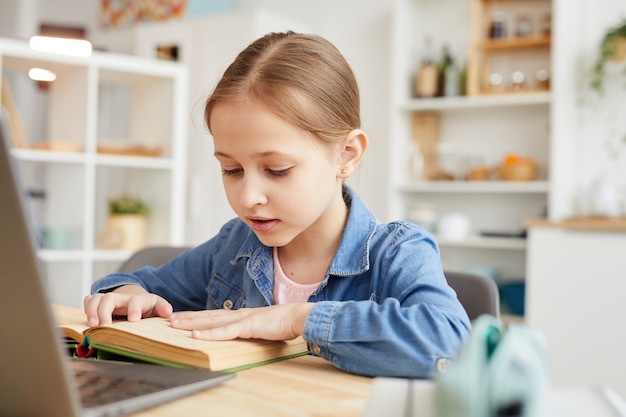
[{"x1": 211, "y1": 96, "x2": 347, "y2": 248}]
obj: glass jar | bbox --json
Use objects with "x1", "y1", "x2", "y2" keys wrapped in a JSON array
[{"x1": 489, "y1": 12, "x2": 507, "y2": 39}]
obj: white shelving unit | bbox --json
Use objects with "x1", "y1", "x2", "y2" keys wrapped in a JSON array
[
  {"x1": 389, "y1": 0, "x2": 552, "y2": 285},
  {"x1": 0, "y1": 37, "x2": 188, "y2": 308}
]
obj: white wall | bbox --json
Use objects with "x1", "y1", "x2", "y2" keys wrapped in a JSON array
[
  {"x1": 551, "y1": 0, "x2": 626, "y2": 220},
  {"x1": 576, "y1": 1, "x2": 626, "y2": 217}
]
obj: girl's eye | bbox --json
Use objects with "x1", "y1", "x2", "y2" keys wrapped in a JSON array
[
  {"x1": 222, "y1": 168, "x2": 243, "y2": 176},
  {"x1": 267, "y1": 168, "x2": 291, "y2": 177}
]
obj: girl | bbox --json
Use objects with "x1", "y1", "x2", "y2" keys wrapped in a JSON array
[{"x1": 84, "y1": 31, "x2": 470, "y2": 378}]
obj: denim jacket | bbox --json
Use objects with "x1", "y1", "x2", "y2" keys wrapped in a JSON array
[{"x1": 92, "y1": 185, "x2": 470, "y2": 377}]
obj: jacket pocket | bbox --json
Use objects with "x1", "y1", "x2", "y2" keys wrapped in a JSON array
[{"x1": 206, "y1": 274, "x2": 246, "y2": 309}]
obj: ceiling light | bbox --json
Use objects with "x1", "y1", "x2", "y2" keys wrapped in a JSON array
[
  {"x1": 29, "y1": 35, "x2": 92, "y2": 57},
  {"x1": 28, "y1": 68, "x2": 57, "y2": 82}
]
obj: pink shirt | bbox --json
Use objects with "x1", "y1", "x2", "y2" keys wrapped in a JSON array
[{"x1": 272, "y1": 247, "x2": 321, "y2": 304}]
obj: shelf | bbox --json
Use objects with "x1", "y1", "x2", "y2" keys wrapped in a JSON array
[
  {"x1": 38, "y1": 250, "x2": 85, "y2": 262},
  {"x1": 11, "y1": 147, "x2": 174, "y2": 169},
  {"x1": 400, "y1": 91, "x2": 550, "y2": 112},
  {"x1": 480, "y1": 0, "x2": 548, "y2": 3},
  {"x1": 398, "y1": 181, "x2": 549, "y2": 194},
  {"x1": 92, "y1": 249, "x2": 134, "y2": 262},
  {"x1": 11, "y1": 148, "x2": 86, "y2": 164},
  {"x1": 480, "y1": 36, "x2": 551, "y2": 51},
  {"x1": 38, "y1": 249, "x2": 135, "y2": 263},
  {"x1": 436, "y1": 234, "x2": 527, "y2": 250},
  {"x1": 95, "y1": 154, "x2": 174, "y2": 170}
]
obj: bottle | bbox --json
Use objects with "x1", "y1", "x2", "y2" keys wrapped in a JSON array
[
  {"x1": 440, "y1": 45, "x2": 459, "y2": 97},
  {"x1": 414, "y1": 36, "x2": 438, "y2": 98},
  {"x1": 458, "y1": 60, "x2": 467, "y2": 96}
]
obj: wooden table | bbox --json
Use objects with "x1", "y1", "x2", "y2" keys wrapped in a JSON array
[{"x1": 129, "y1": 355, "x2": 373, "y2": 417}]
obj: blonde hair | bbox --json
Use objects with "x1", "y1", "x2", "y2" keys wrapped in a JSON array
[{"x1": 204, "y1": 31, "x2": 361, "y2": 145}]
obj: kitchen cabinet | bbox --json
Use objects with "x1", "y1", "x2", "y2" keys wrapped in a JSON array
[
  {"x1": 526, "y1": 222, "x2": 626, "y2": 397},
  {"x1": 0, "y1": 37, "x2": 188, "y2": 308},
  {"x1": 390, "y1": 0, "x2": 552, "y2": 302}
]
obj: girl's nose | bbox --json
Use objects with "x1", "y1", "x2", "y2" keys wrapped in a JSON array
[{"x1": 238, "y1": 174, "x2": 268, "y2": 208}]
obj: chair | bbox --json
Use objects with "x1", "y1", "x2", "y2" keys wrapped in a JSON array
[
  {"x1": 118, "y1": 246, "x2": 192, "y2": 273},
  {"x1": 444, "y1": 271, "x2": 500, "y2": 321}
]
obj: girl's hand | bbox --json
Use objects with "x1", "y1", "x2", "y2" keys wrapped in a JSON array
[
  {"x1": 169, "y1": 303, "x2": 314, "y2": 341},
  {"x1": 83, "y1": 285, "x2": 173, "y2": 326}
]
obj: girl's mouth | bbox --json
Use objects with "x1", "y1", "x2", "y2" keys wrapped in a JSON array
[{"x1": 247, "y1": 217, "x2": 279, "y2": 232}]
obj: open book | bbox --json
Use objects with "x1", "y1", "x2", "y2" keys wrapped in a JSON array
[{"x1": 53, "y1": 305, "x2": 309, "y2": 372}]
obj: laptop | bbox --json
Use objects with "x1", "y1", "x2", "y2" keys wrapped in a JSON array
[{"x1": 0, "y1": 116, "x2": 234, "y2": 417}]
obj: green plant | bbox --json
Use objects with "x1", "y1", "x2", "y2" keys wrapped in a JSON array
[
  {"x1": 590, "y1": 18, "x2": 626, "y2": 93},
  {"x1": 108, "y1": 193, "x2": 150, "y2": 215}
]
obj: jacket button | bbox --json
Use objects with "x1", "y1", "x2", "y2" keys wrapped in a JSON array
[
  {"x1": 311, "y1": 344, "x2": 321, "y2": 356},
  {"x1": 223, "y1": 300, "x2": 233, "y2": 310},
  {"x1": 435, "y1": 357, "x2": 450, "y2": 373}
]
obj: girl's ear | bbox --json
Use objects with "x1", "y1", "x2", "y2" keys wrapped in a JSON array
[{"x1": 337, "y1": 129, "x2": 368, "y2": 178}]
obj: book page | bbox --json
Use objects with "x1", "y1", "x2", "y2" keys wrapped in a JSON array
[
  {"x1": 86, "y1": 318, "x2": 308, "y2": 370},
  {"x1": 52, "y1": 304, "x2": 89, "y2": 342}
]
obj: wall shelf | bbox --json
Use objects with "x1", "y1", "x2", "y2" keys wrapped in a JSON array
[
  {"x1": 398, "y1": 180, "x2": 549, "y2": 194},
  {"x1": 481, "y1": 36, "x2": 551, "y2": 50},
  {"x1": 436, "y1": 234, "x2": 527, "y2": 250},
  {"x1": 0, "y1": 37, "x2": 188, "y2": 308},
  {"x1": 400, "y1": 91, "x2": 551, "y2": 112},
  {"x1": 11, "y1": 148, "x2": 86, "y2": 164}
]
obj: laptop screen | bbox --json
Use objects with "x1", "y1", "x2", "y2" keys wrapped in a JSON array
[{"x1": 0, "y1": 116, "x2": 82, "y2": 415}]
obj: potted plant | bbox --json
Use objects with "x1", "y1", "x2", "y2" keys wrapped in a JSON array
[
  {"x1": 108, "y1": 193, "x2": 150, "y2": 216},
  {"x1": 590, "y1": 18, "x2": 626, "y2": 94},
  {"x1": 99, "y1": 194, "x2": 150, "y2": 251}
]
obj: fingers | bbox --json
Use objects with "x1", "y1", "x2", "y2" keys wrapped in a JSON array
[
  {"x1": 127, "y1": 295, "x2": 173, "y2": 321},
  {"x1": 84, "y1": 293, "x2": 127, "y2": 326},
  {"x1": 153, "y1": 297, "x2": 174, "y2": 319},
  {"x1": 170, "y1": 309, "x2": 255, "y2": 340},
  {"x1": 170, "y1": 304, "x2": 313, "y2": 341},
  {"x1": 83, "y1": 291, "x2": 173, "y2": 326},
  {"x1": 192, "y1": 326, "x2": 243, "y2": 341},
  {"x1": 170, "y1": 309, "x2": 247, "y2": 331}
]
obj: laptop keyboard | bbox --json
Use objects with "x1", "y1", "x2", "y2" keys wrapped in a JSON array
[{"x1": 74, "y1": 368, "x2": 175, "y2": 408}]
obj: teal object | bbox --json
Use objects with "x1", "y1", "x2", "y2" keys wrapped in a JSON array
[
  {"x1": 499, "y1": 282, "x2": 525, "y2": 316},
  {"x1": 435, "y1": 315, "x2": 550, "y2": 417},
  {"x1": 185, "y1": 0, "x2": 234, "y2": 17}
]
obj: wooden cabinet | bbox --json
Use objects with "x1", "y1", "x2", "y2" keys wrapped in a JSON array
[
  {"x1": 390, "y1": 0, "x2": 552, "y2": 308},
  {"x1": 0, "y1": 37, "x2": 188, "y2": 308},
  {"x1": 468, "y1": 0, "x2": 552, "y2": 96}
]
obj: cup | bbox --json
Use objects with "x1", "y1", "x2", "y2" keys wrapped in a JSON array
[{"x1": 44, "y1": 227, "x2": 71, "y2": 250}]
